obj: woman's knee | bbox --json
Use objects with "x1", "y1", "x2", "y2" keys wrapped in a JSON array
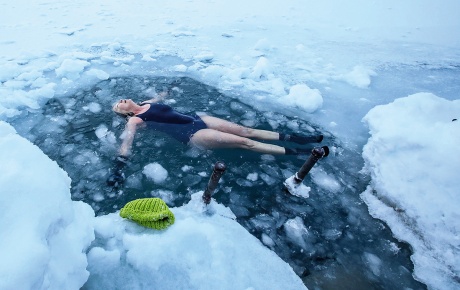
[
  {"x1": 193, "y1": 131, "x2": 254, "y2": 150},
  {"x1": 237, "y1": 137, "x2": 256, "y2": 149},
  {"x1": 213, "y1": 135, "x2": 254, "y2": 149},
  {"x1": 230, "y1": 125, "x2": 255, "y2": 138}
]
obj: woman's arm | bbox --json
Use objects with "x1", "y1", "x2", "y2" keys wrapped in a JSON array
[
  {"x1": 107, "y1": 117, "x2": 143, "y2": 187},
  {"x1": 118, "y1": 117, "x2": 143, "y2": 157},
  {"x1": 141, "y1": 91, "x2": 169, "y2": 104}
]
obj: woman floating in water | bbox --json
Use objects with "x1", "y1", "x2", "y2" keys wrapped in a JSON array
[{"x1": 107, "y1": 88, "x2": 324, "y2": 186}]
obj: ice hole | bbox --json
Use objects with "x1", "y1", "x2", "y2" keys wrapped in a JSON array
[{"x1": 7, "y1": 75, "x2": 422, "y2": 289}]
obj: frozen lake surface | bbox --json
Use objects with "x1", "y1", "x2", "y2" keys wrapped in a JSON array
[
  {"x1": 2, "y1": 0, "x2": 460, "y2": 288},
  {"x1": 11, "y1": 75, "x2": 430, "y2": 289}
]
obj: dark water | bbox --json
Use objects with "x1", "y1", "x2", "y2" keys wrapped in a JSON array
[{"x1": 11, "y1": 76, "x2": 426, "y2": 290}]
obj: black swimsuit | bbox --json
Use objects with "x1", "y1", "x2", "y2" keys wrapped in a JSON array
[{"x1": 136, "y1": 103, "x2": 208, "y2": 144}]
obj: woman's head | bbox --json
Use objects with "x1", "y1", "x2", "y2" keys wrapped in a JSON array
[{"x1": 112, "y1": 99, "x2": 135, "y2": 118}]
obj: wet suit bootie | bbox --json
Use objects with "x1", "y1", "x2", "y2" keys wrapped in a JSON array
[
  {"x1": 284, "y1": 147, "x2": 313, "y2": 155},
  {"x1": 285, "y1": 146, "x2": 329, "y2": 156},
  {"x1": 279, "y1": 133, "x2": 323, "y2": 144}
]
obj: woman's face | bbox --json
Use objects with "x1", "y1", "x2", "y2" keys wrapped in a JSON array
[{"x1": 112, "y1": 99, "x2": 133, "y2": 113}]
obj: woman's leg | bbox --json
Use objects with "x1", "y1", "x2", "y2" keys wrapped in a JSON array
[
  {"x1": 199, "y1": 115, "x2": 279, "y2": 141},
  {"x1": 199, "y1": 115, "x2": 324, "y2": 145},
  {"x1": 190, "y1": 129, "x2": 285, "y2": 154}
]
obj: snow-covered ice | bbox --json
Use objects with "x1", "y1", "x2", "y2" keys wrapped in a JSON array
[
  {"x1": 85, "y1": 193, "x2": 306, "y2": 290},
  {"x1": 1, "y1": 0, "x2": 459, "y2": 289},
  {"x1": 0, "y1": 122, "x2": 306, "y2": 290},
  {"x1": 361, "y1": 93, "x2": 460, "y2": 289},
  {"x1": 0, "y1": 122, "x2": 95, "y2": 290}
]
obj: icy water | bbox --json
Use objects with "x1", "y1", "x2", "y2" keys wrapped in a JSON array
[{"x1": 11, "y1": 76, "x2": 426, "y2": 290}]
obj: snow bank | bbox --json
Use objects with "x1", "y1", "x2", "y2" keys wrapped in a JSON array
[
  {"x1": 0, "y1": 122, "x2": 306, "y2": 290},
  {"x1": 85, "y1": 193, "x2": 306, "y2": 290},
  {"x1": 361, "y1": 93, "x2": 460, "y2": 290},
  {"x1": 0, "y1": 121, "x2": 95, "y2": 290}
]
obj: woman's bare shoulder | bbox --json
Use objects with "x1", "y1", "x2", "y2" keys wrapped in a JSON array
[{"x1": 127, "y1": 116, "x2": 144, "y2": 125}]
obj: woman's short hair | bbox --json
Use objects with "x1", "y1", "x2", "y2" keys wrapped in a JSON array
[{"x1": 112, "y1": 102, "x2": 134, "y2": 120}]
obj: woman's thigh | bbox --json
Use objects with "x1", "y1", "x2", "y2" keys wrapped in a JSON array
[
  {"x1": 199, "y1": 115, "x2": 278, "y2": 140},
  {"x1": 189, "y1": 128, "x2": 252, "y2": 150},
  {"x1": 199, "y1": 115, "x2": 252, "y2": 136}
]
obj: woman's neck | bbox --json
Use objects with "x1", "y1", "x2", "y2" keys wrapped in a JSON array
[{"x1": 131, "y1": 103, "x2": 149, "y2": 115}]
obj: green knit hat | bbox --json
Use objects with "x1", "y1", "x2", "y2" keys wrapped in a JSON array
[{"x1": 120, "y1": 198, "x2": 175, "y2": 230}]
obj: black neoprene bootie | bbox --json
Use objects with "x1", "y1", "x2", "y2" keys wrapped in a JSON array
[
  {"x1": 285, "y1": 146, "x2": 329, "y2": 156},
  {"x1": 279, "y1": 133, "x2": 323, "y2": 144}
]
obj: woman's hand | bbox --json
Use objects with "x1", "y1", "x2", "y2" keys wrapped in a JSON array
[{"x1": 107, "y1": 155, "x2": 128, "y2": 187}]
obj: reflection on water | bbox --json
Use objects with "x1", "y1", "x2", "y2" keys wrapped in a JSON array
[{"x1": 11, "y1": 76, "x2": 426, "y2": 290}]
